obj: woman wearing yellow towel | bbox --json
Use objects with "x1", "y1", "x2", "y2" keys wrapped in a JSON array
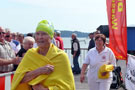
[
  {"x1": 80, "y1": 34, "x2": 116, "y2": 90},
  {"x1": 11, "y1": 20, "x2": 75, "y2": 90}
]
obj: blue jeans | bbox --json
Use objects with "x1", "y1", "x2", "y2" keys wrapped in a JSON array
[{"x1": 72, "y1": 55, "x2": 81, "y2": 74}]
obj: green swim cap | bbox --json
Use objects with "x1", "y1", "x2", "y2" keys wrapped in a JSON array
[{"x1": 36, "y1": 20, "x2": 54, "y2": 39}]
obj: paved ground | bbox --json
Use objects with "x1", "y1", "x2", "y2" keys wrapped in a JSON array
[
  {"x1": 74, "y1": 74, "x2": 125, "y2": 90},
  {"x1": 74, "y1": 60, "x2": 127, "y2": 90}
]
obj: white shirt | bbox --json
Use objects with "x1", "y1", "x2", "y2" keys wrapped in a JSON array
[
  {"x1": 83, "y1": 47, "x2": 116, "y2": 83},
  {"x1": 10, "y1": 40, "x2": 21, "y2": 54},
  {"x1": 73, "y1": 42, "x2": 78, "y2": 51}
]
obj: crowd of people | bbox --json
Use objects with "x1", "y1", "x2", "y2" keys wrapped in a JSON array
[
  {"x1": 0, "y1": 20, "x2": 117, "y2": 90},
  {"x1": 0, "y1": 26, "x2": 65, "y2": 73}
]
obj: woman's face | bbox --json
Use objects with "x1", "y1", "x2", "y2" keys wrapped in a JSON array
[
  {"x1": 95, "y1": 37, "x2": 104, "y2": 49},
  {"x1": 35, "y1": 31, "x2": 51, "y2": 48}
]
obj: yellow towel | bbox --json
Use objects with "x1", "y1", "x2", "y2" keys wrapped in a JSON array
[
  {"x1": 98, "y1": 64, "x2": 114, "y2": 79},
  {"x1": 11, "y1": 44, "x2": 75, "y2": 90}
]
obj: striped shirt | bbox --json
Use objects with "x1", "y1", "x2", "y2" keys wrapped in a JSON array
[{"x1": 0, "y1": 41, "x2": 15, "y2": 72}]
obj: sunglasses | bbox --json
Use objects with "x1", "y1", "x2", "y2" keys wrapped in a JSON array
[
  {"x1": 0, "y1": 32, "x2": 5, "y2": 35},
  {"x1": 5, "y1": 35, "x2": 10, "y2": 38}
]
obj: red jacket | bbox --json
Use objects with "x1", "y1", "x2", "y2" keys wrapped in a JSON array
[{"x1": 55, "y1": 36, "x2": 64, "y2": 50}]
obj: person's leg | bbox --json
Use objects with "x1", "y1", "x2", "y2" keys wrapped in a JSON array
[
  {"x1": 99, "y1": 82, "x2": 112, "y2": 90},
  {"x1": 72, "y1": 57, "x2": 76, "y2": 73},
  {"x1": 88, "y1": 81, "x2": 99, "y2": 90},
  {"x1": 73, "y1": 55, "x2": 80, "y2": 74}
]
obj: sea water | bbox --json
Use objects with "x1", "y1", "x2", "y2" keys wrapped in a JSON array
[
  {"x1": 63, "y1": 37, "x2": 90, "y2": 48},
  {"x1": 62, "y1": 37, "x2": 89, "y2": 67}
]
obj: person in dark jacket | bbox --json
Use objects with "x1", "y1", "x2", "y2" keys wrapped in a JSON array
[
  {"x1": 71, "y1": 33, "x2": 81, "y2": 74},
  {"x1": 88, "y1": 33, "x2": 95, "y2": 51}
]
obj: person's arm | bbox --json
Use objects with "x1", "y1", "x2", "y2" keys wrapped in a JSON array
[
  {"x1": 88, "y1": 41, "x2": 91, "y2": 51},
  {"x1": 73, "y1": 42, "x2": 78, "y2": 57},
  {"x1": 32, "y1": 84, "x2": 49, "y2": 90},
  {"x1": 80, "y1": 64, "x2": 88, "y2": 83},
  {"x1": 109, "y1": 49, "x2": 117, "y2": 66},
  {"x1": 73, "y1": 51, "x2": 77, "y2": 57},
  {"x1": 0, "y1": 57, "x2": 19, "y2": 66},
  {"x1": 21, "y1": 64, "x2": 54, "y2": 83}
]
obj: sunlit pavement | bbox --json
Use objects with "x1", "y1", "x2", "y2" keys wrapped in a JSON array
[
  {"x1": 74, "y1": 74, "x2": 125, "y2": 90},
  {"x1": 74, "y1": 74, "x2": 89, "y2": 90}
]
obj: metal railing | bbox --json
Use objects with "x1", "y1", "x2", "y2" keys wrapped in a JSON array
[{"x1": 64, "y1": 48, "x2": 88, "y2": 67}]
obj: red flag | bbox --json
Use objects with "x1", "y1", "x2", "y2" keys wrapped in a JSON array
[{"x1": 106, "y1": 0, "x2": 127, "y2": 60}]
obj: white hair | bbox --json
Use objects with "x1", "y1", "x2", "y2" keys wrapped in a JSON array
[
  {"x1": 5, "y1": 28, "x2": 11, "y2": 33},
  {"x1": 72, "y1": 33, "x2": 77, "y2": 37},
  {"x1": 23, "y1": 36, "x2": 35, "y2": 44}
]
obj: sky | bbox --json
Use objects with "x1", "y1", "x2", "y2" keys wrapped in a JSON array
[{"x1": 0, "y1": 0, "x2": 135, "y2": 34}]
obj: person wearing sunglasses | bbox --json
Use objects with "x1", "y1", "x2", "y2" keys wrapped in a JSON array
[
  {"x1": 5, "y1": 28, "x2": 21, "y2": 54},
  {"x1": 0, "y1": 27, "x2": 20, "y2": 73}
]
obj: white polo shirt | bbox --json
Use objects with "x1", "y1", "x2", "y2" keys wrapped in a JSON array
[{"x1": 83, "y1": 47, "x2": 116, "y2": 83}]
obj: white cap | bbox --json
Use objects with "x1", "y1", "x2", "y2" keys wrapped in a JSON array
[{"x1": 56, "y1": 30, "x2": 61, "y2": 34}]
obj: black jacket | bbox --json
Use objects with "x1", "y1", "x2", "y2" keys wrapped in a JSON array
[
  {"x1": 88, "y1": 38, "x2": 95, "y2": 51},
  {"x1": 71, "y1": 38, "x2": 80, "y2": 56}
]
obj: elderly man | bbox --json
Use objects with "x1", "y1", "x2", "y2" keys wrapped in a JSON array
[
  {"x1": 71, "y1": 33, "x2": 81, "y2": 74},
  {"x1": 5, "y1": 28, "x2": 21, "y2": 54},
  {"x1": 0, "y1": 27, "x2": 19, "y2": 73}
]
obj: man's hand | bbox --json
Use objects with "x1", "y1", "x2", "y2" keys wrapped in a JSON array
[
  {"x1": 21, "y1": 64, "x2": 54, "y2": 83},
  {"x1": 11, "y1": 57, "x2": 21, "y2": 65},
  {"x1": 80, "y1": 73, "x2": 85, "y2": 83},
  {"x1": 38, "y1": 64, "x2": 54, "y2": 75}
]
